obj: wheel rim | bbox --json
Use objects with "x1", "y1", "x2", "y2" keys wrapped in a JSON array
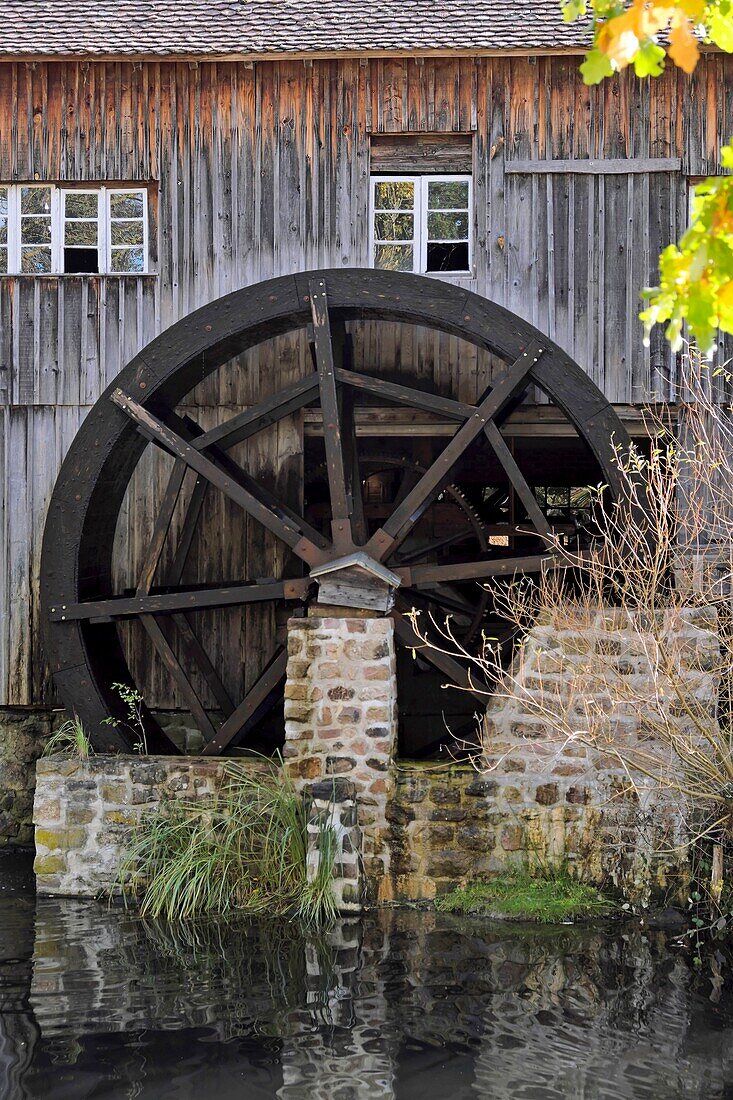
[{"x1": 41, "y1": 269, "x2": 633, "y2": 754}]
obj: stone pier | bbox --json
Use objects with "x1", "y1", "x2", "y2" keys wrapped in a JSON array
[{"x1": 283, "y1": 612, "x2": 399, "y2": 904}]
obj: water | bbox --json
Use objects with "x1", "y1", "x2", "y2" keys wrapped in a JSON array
[{"x1": 1, "y1": 852, "x2": 733, "y2": 1099}]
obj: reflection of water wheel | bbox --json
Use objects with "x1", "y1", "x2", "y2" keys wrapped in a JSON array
[
  {"x1": 41, "y1": 269, "x2": 633, "y2": 755},
  {"x1": 306, "y1": 455, "x2": 489, "y2": 644}
]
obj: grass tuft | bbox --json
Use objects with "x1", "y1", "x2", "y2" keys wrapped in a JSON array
[
  {"x1": 43, "y1": 715, "x2": 93, "y2": 760},
  {"x1": 435, "y1": 867, "x2": 615, "y2": 923},
  {"x1": 117, "y1": 761, "x2": 338, "y2": 926}
]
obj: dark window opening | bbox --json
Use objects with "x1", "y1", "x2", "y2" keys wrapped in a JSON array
[
  {"x1": 64, "y1": 247, "x2": 99, "y2": 274},
  {"x1": 426, "y1": 241, "x2": 469, "y2": 273}
]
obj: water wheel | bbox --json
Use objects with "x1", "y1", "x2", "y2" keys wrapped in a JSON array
[{"x1": 41, "y1": 269, "x2": 632, "y2": 754}]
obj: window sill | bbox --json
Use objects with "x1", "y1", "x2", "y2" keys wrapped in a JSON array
[{"x1": 0, "y1": 272, "x2": 158, "y2": 279}]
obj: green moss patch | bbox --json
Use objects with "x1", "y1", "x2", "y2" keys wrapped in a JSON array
[{"x1": 435, "y1": 870, "x2": 615, "y2": 923}]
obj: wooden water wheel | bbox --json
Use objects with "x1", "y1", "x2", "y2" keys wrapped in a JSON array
[{"x1": 41, "y1": 269, "x2": 632, "y2": 754}]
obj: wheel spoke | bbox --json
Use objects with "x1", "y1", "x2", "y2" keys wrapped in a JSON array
[
  {"x1": 393, "y1": 603, "x2": 489, "y2": 701},
  {"x1": 191, "y1": 373, "x2": 320, "y2": 452},
  {"x1": 336, "y1": 366, "x2": 472, "y2": 422},
  {"x1": 366, "y1": 341, "x2": 545, "y2": 561},
  {"x1": 342, "y1": 385, "x2": 368, "y2": 546},
  {"x1": 483, "y1": 421, "x2": 553, "y2": 541},
  {"x1": 49, "y1": 579, "x2": 308, "y2": 622},
  {"x1": 168, "y1": 474, "x2": 208, "y2": 585},
  {"x1": 136, "y1": 459, "x2": 188, "y2": 596},
  {"x1": 203, "y1": 646, "x2": 289, "y2": 755},
  {"x1": 111, "y1": 389, "x2": 327, "y2": 566},
  {"x1": 171, "y1": 613, "x2": 235, "y2": 718},
  {"x1": 395, "y1": 552, "x2": 558, "y2": 586},
  {"x1": 394, "y1": 529, "x2": 481, "y2": 566},
  {"x1": 309, "y1": 279, "x2": 351, "y2": 545},
  {"x1": 140, "y1": 614, "x2": 218, "y2": 742}
]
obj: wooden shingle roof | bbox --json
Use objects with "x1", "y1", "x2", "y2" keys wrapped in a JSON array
[{"x1": 0, "y1": 0, "x2": 590, "y2": 58}]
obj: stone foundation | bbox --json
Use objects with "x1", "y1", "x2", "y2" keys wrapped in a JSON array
[
  {"x1": 283, "y1": 613, "x2": 398, "y2": 902},
  {"x1": 32, "y1": 607, "x2": 715, "y2": 908},
  {"x1": 33, "y1": 756, "x2": 249, "y2": 896},
  {"x1": 0, "y1": 707, "x2": 62, "y2": 847}
]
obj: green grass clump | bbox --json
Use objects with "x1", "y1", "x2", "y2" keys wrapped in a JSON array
[
  {"x1": 43, "y1": 715, "x2": 93, "y2": 759},
  {"x1": 118, "y1": 762, "x2": 337, "y2": 926},
  {"x1": 435, "y1": 868, "x2": 615, "y2": 923}
]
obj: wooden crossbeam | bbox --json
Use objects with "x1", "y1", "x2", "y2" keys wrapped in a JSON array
[
  {"x1": 49, "y1": 579, "x2": 307, "y2": 622},
  {"x1": 366, "y1": 341, "x2": 544, "y2": 561},
  {"x1": 309, "y1": 279, "x2": 351, "y2": 541},
  {"x1": 191, "y1": 373, "x2": 320, "y2": 452},
  {"x1": 483, "y1": 421, "x2": 554, "y2": 542},
  {"x1": 393, "y1": 607, "x2": 488, "y2": 702},
  {"x1": 203, "y1": 646, "x2": 289, "y2": 756},
  {"x1": 110, "y1": 388, "x2": 327, "y2": 567}
]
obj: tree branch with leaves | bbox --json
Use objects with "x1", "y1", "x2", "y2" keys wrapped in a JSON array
[{"x1": 563, "y1": 0, "x2": 733, "y2": 354}]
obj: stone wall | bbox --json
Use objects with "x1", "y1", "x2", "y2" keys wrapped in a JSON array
[
  {"x1": 283, "y1": 613, "x2": 398, "y2": 903},
  {"x1": 33, "y1": 756, "x2": 255, "y2": 896},
  {"x1": 388, "y1": 606, "x2": 720, "y2": 904},
  {"x1": 0, "y1": 708, "x2": 61, "y2": 847}
]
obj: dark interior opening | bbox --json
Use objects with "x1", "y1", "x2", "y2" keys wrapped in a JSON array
[
  {"x1": 64, "y1": 247, "x2": 99, "y2": 274},
  {"x1": 426, "y1": 241, "x2": 469, "y2": 273}
]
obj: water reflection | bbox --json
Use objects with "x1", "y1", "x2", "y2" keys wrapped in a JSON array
[{"x1": 1, "y1": 851, "x2": 732, "y2": 1098}]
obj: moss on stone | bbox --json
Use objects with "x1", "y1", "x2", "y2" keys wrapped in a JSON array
[{"x1": 435, "y1": 869, "x2": 615, "y2": 923}]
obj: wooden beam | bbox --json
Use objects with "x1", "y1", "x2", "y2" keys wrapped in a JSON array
[
  {"x1": 136, "y1": 459, "x2": 188, "y2": 596},
  {"x1": 393, "y1": 609, "x2": 488, "y2": 702},
  {"x1": 203, "y1": 646, "x2": 289, "y2": 755},
  {"x1": 171, "y1": 613, "x2": 235, "y2": 718},
  {"x1": 110, "y1": 388, "x2": 328, "y2": 566},
  {"x1": 336, "y1": 366, "x2": 473, "y2": 422},
  {"x1": 483, "y1": 421, "x2": 553, "y2": 541},
  {"x1": 309, "y1": 279, "x2": 351, "y2": 540},
  {"x1": 141, "y1": 614, "x2": 218, "y2": 743},
  {"x1": 49, "y1": 579, "x2": 307, "y2": 622},
  {"x1": 505, "y1": 158, "x2": 682, "y2": 175},
  {"x1": 396, "y1": 553, "x2": 557, "y2": 586},
  {"x1": 366, "y1": 341, "x2": 544, "y2": 559},
  {"x1": 191, "y1": 373, "x2": 319, "y2": 452}
]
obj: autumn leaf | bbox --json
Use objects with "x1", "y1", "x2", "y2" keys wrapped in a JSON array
[{"x1": 668, "y1": 13, "x2": 700, "y2": 72}]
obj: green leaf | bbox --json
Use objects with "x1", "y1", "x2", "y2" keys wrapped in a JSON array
[
  {"x1": 709, "y1": 10, "x2": 733, "y2": 52},
  {"x1": 580, "y1": 48, "x2": 615, "y2": 85},
  {"x1": 562, "y1": 0, "x2": 587, "y2": 21},
  {"x1": 633, "y1": 41, "x2": 666, "y2": 78}
]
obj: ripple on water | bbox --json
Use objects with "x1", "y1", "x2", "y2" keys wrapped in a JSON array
[{"x1": 0, "y1": 852, "x2": 733, "y2": 1098}]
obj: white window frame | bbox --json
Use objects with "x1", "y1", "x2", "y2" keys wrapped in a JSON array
[
  {"x1": 370, "y1": 173, "x2": 473, "y2": 276},
  {"x1": 0, "y1": 183, "x2": 149, "y2": 275}
]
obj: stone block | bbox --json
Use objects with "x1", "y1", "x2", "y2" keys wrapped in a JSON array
[{"x1": 535, "y1": 783, "x2": 559, "y2": 806}]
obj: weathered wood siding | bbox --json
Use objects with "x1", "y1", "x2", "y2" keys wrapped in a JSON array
[{"x1": 0, "y1": 55, "x2": 731, "y2": 705}]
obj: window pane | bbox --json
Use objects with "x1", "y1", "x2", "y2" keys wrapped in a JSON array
[
  {"x1": 427, "y1": 212, "x2": 470, "y2": 241},
  {"x1": 110, "y1": 246, "x2": 145, "y2": 273},
  {"x1": 21, "y1": 246, "x2": 52, "y2": 273},
  {"x1": 111, "y1": 219, "x2": 145, "y2": 246},
  {"x1": 65, "y1": 220, "x2": 98, "y2": 246},
  {"x1": 64, "y1": 247, "x2": 99, "y2": 274},
  {"x1": 21, "y1": 217, "x2": 51, "y2": 244},
  {"x1": 0, "y1": 187, "x2": 7, "y2": 219},
  {"x1": 374, "y1": 181, "x2": 414, "y2": 210},
  {"x1": 428, "y1": 180, "x2": 469, "y2": 208},
  {"x1": 0, "y1": 248, "x2": 6, "y2": 274},
  {"x1": 374, "y1": 243, "x2": 413, "y2": 272},
  {"x1": 21, "y1": 187, "x2": 51, "y2": 214},
  {"x1": 426, "y1": 242, "x2": 469, "y2": 273},
  {"x1": 0, "y1": 223, "x2": 6, "y2": 246},
  {"x1": 374, "y1": 212, "x2": 413, "y2": 241},
  {"x1": 65, "y1": 192, "x2": 99, "y2": 218},
  {"x1": 109, "y1": 192, "x2": 144, "y2": 218}
]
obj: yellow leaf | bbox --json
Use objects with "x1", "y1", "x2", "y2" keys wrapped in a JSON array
[{"x1": 668, "y1": 15, "x2": 700, "y2": 73}]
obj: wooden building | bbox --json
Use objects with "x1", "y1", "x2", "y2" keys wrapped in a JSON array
[{"x1": 0, "y1": 0, "x2": 730, "y2": 754}]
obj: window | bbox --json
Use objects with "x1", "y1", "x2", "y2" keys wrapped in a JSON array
[
  {"x1": 371, "y1": 175, "x2": 472, "y2": 275},
  {"x1": 0, "y1": 184, "x2": 149, "y2": 274}
]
